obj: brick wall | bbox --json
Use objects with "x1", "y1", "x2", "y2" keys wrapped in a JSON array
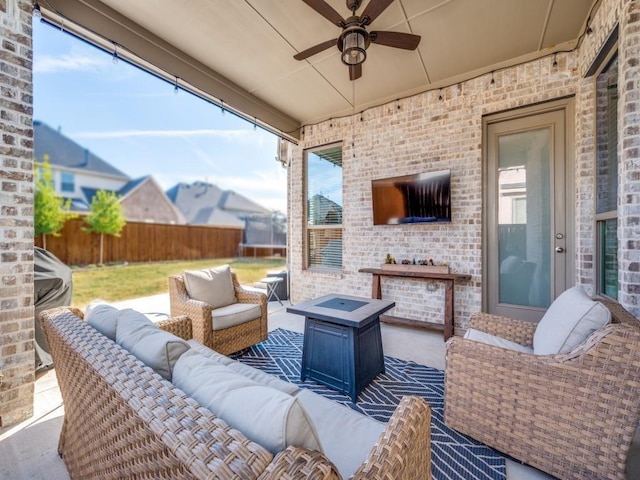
[
  {"x1": 0, "y1": 0, "x2": 34, "y2": 428},
  {"x1": 288, "y1": 0, "x2": 640, "y2": 328},
  {"x1": 120, "y1": 177, "x2": 185, "y2": 224},
  {"x1": 618, "y1": 0, "x2": 640, "y2": 316}
]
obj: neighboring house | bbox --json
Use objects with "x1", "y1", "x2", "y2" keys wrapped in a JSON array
[
  {"x1": 34, "y1": 120, "x2": 130, "y2": 211},
  {"x1": 119, "y1": 176, "x2": 186, "y2": 224},
  {"x1": 218, "y1": 190, "x2": 271, "y2": 219},
  {"x1": 34, "y1": 120, "x2": 183, "y2": 224},
  {"x1": 167, "y1": 181, "x2": 270, "y2": 228},
  {"x1": 308, "y1": 194, "x2": 342, "y2": 225}
]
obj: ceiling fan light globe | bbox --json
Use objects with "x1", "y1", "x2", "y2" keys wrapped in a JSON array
[{"x1": 341, "y1": 30, "x2": 366, "y2": 65}]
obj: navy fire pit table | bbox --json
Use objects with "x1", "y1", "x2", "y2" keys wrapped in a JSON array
[{"x1": 287, "y1": 293, "x2": 395, "y2": 402}]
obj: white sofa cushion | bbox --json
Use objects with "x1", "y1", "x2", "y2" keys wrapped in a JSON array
[
  {"x1": 296, "y1": 389, "x2": 385, "y2": 479},
  {"x1": 211, "y1": 303, "x2": 262, "y2": 330},
  {"x1": 186, "y1": 339, "x2": 300, "y2": 395},
  {"x1": 186, "y1": 339, "x2": 234, "y2": 365},
  {"x1": 533, "y1": 285, "x2": 611, "y2": 355},
  {"x1": 183, "y1": 264, "x2": 236, "y2": 309},
  {"x1": 115, "y1": 309, "x2": 190, "y2": 381},
  {"x1": 173, "y1": 350, "x2": 321, "y2": 455},
  {"x1": 464, "y1": 328, "x2": 534, "y2": 354},
  {"x1": 226, "y1": 359, "x2": 301, "y2": 396},
  {"x1": 85, "y1": 301, "x2": 119, "y2": 341}
]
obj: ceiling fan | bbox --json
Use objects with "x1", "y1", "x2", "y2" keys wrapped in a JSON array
[{"x1": 294, "y1": 0, "x2": 421, "y2": 81}]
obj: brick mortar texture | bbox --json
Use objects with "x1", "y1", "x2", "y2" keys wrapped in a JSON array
[
  {"x1": 0, "y1": 0, "x2": 34, "y2": 428},
  {"x1": 618, "y1": 0, "x2": 640, "y2": 315},
  {"x1": 288, "y1": 0, "x2": 640, "y2": 328}
]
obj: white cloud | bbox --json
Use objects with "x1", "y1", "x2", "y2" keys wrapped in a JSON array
[
  {"x1": 34, "y1": 53, "x2": 107, "y2": 74},
  {"x1": 72, "y1": 129, "x2": 250, "y2": 140},
  {"x1": 221, "y1": 171, "x2": 286, "y2": 195}
]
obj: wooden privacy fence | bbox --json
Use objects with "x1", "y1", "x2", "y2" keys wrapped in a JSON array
[{"x1": 35, "y1": 217, "x2": 243, "y2": 265}]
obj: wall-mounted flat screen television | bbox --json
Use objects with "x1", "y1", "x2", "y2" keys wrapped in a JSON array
[{"x1": 371, "y1": 169, "x2": 451, "y2": 225}]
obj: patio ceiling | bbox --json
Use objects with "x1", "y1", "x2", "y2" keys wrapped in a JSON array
[{"x1": 39, "y1": 0, "x2": 598, "y2": 141}]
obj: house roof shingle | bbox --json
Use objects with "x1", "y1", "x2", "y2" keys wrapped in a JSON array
[
  {"x1": 168, "y1": 181, "x2": 270, "y2": 226},
  {"x1": 34, "y1": 120, "x2": 129, "y2": 179},
  {"x1": 117, "y1": 176, "x2": 148, "y2": 197}
]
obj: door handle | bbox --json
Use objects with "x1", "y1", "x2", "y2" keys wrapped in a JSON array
[{"x1": 555, "y1": 247, "x2": 564, "y2": 253}]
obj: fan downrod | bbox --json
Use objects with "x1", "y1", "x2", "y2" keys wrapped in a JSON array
[{"x1": 346, "y1": 0, "x2": 362, "y2": 13}]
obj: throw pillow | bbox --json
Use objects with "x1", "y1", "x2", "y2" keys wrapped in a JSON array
[
  {"x1": 533, "y1": 285, "x2": 611, "y2": 355},
  {"x1": 173, "y1": 350, "x2": 321, "y2": 454},
  {"x1": 183, "y1": 264, "x2": 237, "y2": 309},
  {"x1": 116, "y1": 308, "x2": 190, "y2": 381},
  {"x1": 463, "y1": 328, "x2": 534, "y2": 354},
  {"x1": 85, "y1": 301, "x2": 119, "y2": 341}
]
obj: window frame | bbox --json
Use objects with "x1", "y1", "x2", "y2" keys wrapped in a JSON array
[
  {"x1": 593, "y1": 47, "x2": 619, "y2": 299},
  {"x1": 303, "y1": 142, "x2": 343, "y2": 272},
  {"x1": 60, "y1": 171, "x2": 75, "y2": 193}
]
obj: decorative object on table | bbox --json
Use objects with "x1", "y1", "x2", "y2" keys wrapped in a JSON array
[
  {"x1": 234, "y1": 328, "x2": 506, "y2": 480},
  {"x1": 380, "y1": 257, "x2": 449, "y2": 274}
]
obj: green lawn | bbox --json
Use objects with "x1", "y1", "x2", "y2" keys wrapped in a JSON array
[{"x1": 71, "y1": 258, "x2": 286, "y2": 308}]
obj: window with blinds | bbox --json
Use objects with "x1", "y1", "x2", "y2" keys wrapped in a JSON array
[
  {"x1": 305, "y1": 144, "x2": 343, "y2": 270},
  {"x1": 595, "y1": 51, "x2": 618, "y2": 299}
]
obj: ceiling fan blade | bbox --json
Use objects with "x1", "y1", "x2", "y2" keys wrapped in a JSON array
[
  {"x1": 370, "y1": 31, "x2": 421, "y2": 50},
  {"x1": 360, "y1": 0, "x2": 394, "y2": 26},
  {"x1": 294, "y1": 38, "x2": 338, "y2": 60},
  {"x1": 349, "y1": 63, "x2": 362, "y2": 81},
  {"x1": 302, "y1": 0, "x2": 345, "y2": 27}
]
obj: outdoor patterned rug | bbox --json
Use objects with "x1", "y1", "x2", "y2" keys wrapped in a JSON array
[{"x1": 232, "y1": 328, "x2": 506, "y2": 480}]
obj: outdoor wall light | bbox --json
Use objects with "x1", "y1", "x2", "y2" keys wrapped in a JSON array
[{"x1": 32, "y1": 1, "x2": 42, "y2": 19}]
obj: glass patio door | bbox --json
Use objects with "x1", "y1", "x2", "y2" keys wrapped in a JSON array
[{"x1": 485, "y1": 103, "x2": 574, "y2": 322}]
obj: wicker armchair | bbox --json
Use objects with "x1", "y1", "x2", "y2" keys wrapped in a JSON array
[
  {"x1": 169, "y1": 273, "x2": 267, "y2": 355},
  {"x1": 444, "y1": 297, "x2": 640, "y2": 480}
]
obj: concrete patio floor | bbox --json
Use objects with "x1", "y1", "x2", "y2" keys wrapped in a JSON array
[{"x1": 1, "y1": 293, "x2": 638, "y2": 479}]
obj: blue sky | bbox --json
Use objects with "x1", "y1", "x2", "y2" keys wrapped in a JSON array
[{"x1": 33, "y1": 20, "x2": 287, "y2": 213}]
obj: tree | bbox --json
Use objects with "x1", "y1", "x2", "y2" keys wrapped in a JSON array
[
  {"x1": 34, "y1": 156, "x2": 77, "y2": 249},
  {"x1": 83, "y1": 190, "x2": 126, "y2": 265}
]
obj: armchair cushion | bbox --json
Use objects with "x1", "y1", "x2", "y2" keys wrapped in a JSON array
[
  {"x1": 211, "y1": 302, "x2": 262, "y2": 330},
  {"x1": 183, "y1": 264, "x2": 236, "y2": 309},
  {"x1": 464, "y1": 328, "x2": 534, "y2": 354},
  {"x1": 173, "y1": 350, "x2": 322, "y2": 455},
  {"x1": 116, "y1": 308, "x2": 190, "y2": 381},
  {"x1": 533, "y1": 285, "x2": 611, "y2": 355}
]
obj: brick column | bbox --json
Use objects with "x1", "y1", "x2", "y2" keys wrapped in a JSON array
[
  {"x1": 618, "y1": 0, "x2": 640, "y2": 317},
  {"x1": 0, "y1": 0, "x2": 34, "y2": 428}
]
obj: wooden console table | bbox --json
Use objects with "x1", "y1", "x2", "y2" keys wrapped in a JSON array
[{"x1": 358, "y1": 268, "x2": 471, "y2": 341}]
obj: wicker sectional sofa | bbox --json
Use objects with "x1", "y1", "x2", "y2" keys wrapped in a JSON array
[{"x1": 40, "y1": 306, "x2": 432, "y2": 480}]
